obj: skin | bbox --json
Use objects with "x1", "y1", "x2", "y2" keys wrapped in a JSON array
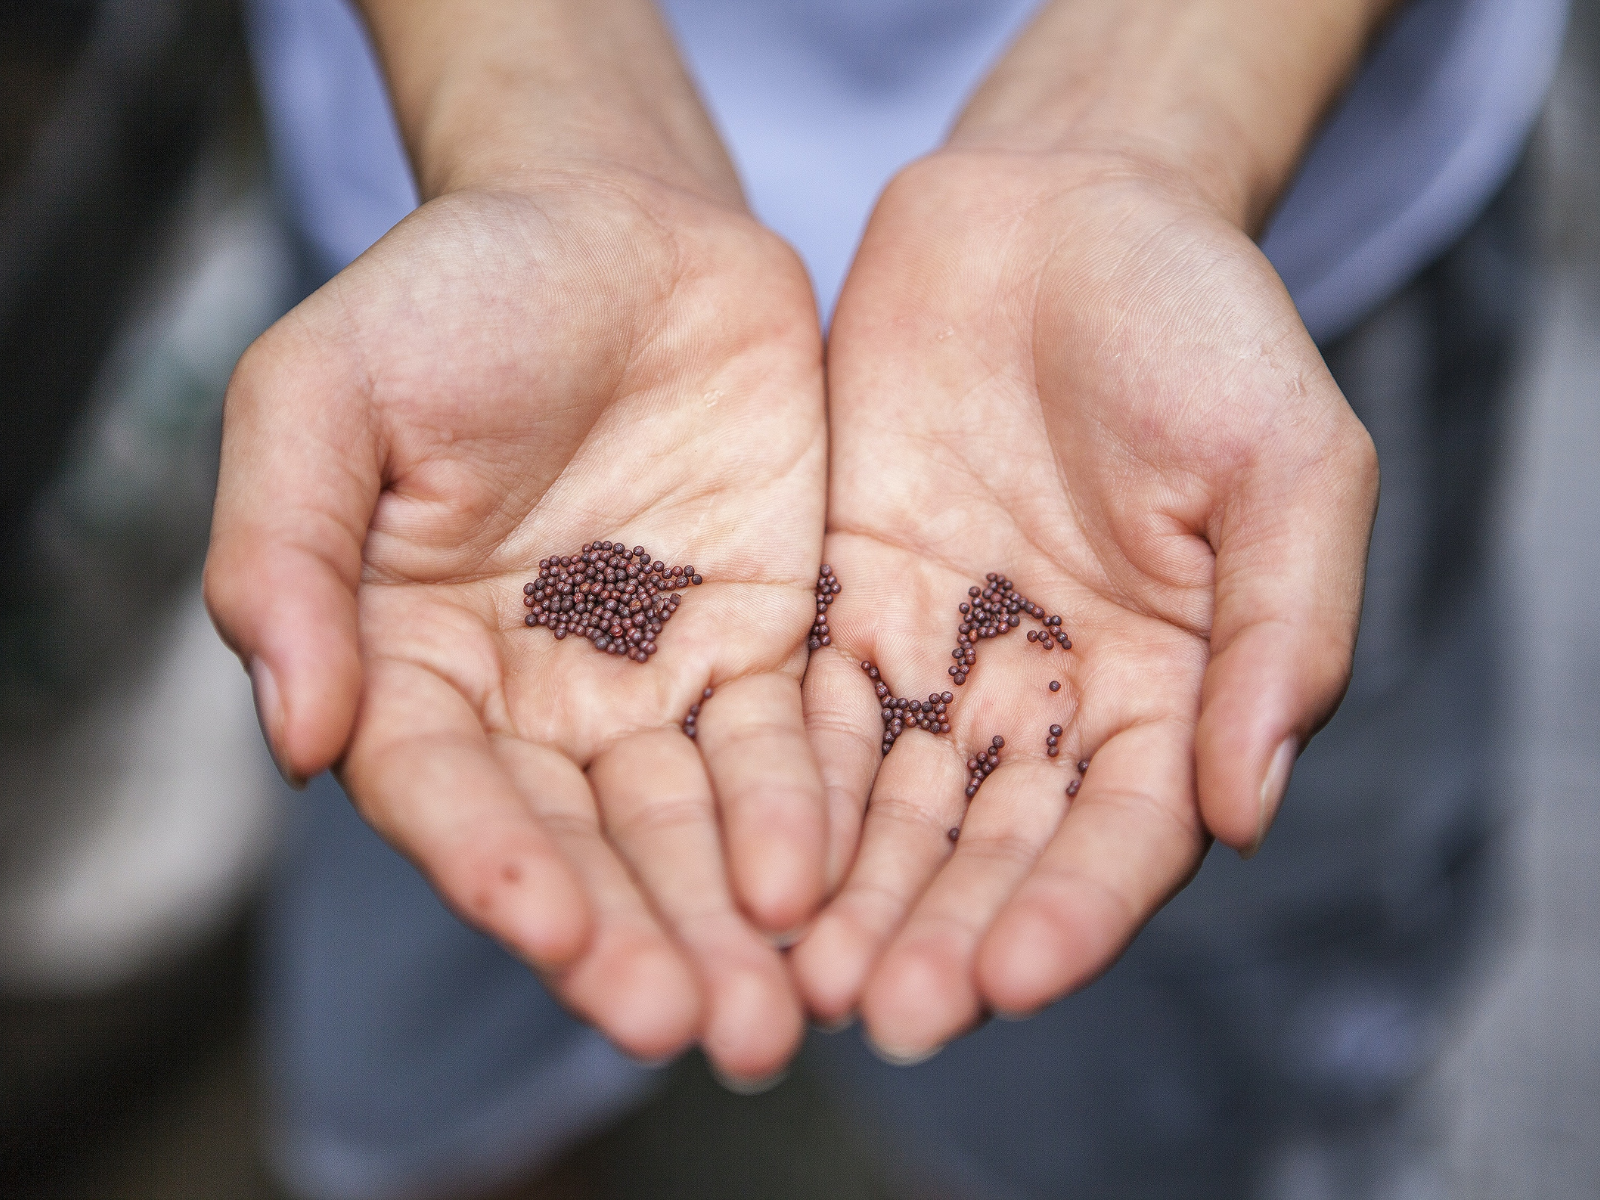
[
  {"x1": 205, "y1": 0, "x2": 1395, "y2": 1083},
  {"x1": 205, "y1": 0, "x2": 828, "y2": 1084},
  {"x1": 793, "y1": 0, "x2": 1393, "y2": 1059}
]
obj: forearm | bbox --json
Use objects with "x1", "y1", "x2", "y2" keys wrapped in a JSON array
[
  {"x1": 951, "y1": 0, "x2": 1402, "y2": 231},
  {"x1": 355, "y1": 0, "x2": 740, "y2": 203}
]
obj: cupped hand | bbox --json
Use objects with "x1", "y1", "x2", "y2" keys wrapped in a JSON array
[
  {"x1": 205, "y1": 172, "x2": 827, "y2": 1082},
  {"x1": 794, "y1": 151, "x2": 1378, "y2": 1059}
]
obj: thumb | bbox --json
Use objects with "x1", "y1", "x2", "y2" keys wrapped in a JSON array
[
  {"x1": 1195, "y1": 401, "x2": 1378, "y2": 855},
  {"x1": 203, "y1": 311, "x2": 377, "y2": 785}
]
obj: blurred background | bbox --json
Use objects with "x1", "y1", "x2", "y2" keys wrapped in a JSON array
[{"x1": 1, "y1": 1, "x2": 1598, "y2": 1196}]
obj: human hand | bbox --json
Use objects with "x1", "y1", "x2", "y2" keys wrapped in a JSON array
[
  {"x1": 792, "y1": 148, "x2": 1377, "y2": 1059},
  {"x1": 204, "y1": 169, "x2": 828, "y2": 1082}
]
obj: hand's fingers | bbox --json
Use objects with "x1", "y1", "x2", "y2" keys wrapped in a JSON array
[
  {"x1": 789, "y1": 733, "x2": 967, "y2": 1029},
  {"x1": 590, "y1": 730, "x2": 804, "y2": 1083},
  {"x1": 492, "y1": 735, "x2": 702, "y2": 1062},
  {"x1": 696, "y1": 673, "x2": 826, "y2": 936},
  {"x1": 800, "y1": 645, "x2": 883, "y2": 893},
  {"x1": 858, "y1": 758, "x2": 1069, "y2": 1059},
  {"x1": 1196, "y1": 411, "x2": 1379, "y2": 852},
  {"x1": 976, "y1": 718, "x2": 1206, "y2": 1015},
  {"x1": 203, "y1": 315, "x2": 375, "y2": 783},
  {"x1": 341, "y1": 656, "x2": 593, "y2": 973}
]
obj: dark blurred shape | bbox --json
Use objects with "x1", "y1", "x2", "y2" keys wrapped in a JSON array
[
  {"x1": 0, "y1": 0, "x2": 240, "y2": 594},
  {"x1": 0, "y1": 913, "x2": 258, "y2": 1197}
]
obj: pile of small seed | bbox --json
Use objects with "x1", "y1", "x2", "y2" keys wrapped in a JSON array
[
  {"x1": 683, "y1": 687, "x2": 713, "y2": 739},
  {"x1": 966, "y1": 736, "x2": 1004, "y2": 798},
  {"x1": 948, "y1": 574, "x2": 1070, "y2": 686},
  {"x1": 809, "y1": 565, "x2": 839, "y2": 650},
  {"x1": 860, "y1": 661, "x2": 952, "y2": 756},
  {"x1": 522, "y1": 540, "x2": 702, "y2": 661}
]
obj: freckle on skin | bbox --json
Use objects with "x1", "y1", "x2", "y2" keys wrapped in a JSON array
[{"x1": 502, "y1": 863, "x2": 522, "y2": 885}]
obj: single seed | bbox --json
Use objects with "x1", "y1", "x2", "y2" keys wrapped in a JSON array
[
  {"x1": 1077, "y1": 759, "x2": 1090, "y2": 774},
  {"x1": 947, "y1": 827, "x2": 960, "y2": 843},
  {"x1": 1066, "y1": 779, "x2": 1080, "y2": 797},
  {"x1": 1049, "y1": 725, "x2": 1062, "y2": 736},
  {"x1": 1050, "y1": 680, "x2": 1060, "y2": 691}
]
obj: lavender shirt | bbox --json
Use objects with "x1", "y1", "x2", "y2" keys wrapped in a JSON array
[{"x1": 249, "y1": 0, "x2": 1565, "y2": 342}]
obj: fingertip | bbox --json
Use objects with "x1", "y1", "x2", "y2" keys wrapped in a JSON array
[
  {"x1": 1195, "y1": 620, "x2": 1321, "y2": 851},
  {"x1": 975, "y1": 906, "x2": 1064, "y2": 1017},
  {"x1": 207, "y1": 536, "x2": 364, "y2": 784},
  {"x1": 860, "y1": 944, "x2": 975, "y2": 1061},
  {"x1": 511, "y1": 858, "x2": 595, "y2": 969},
  {"x1": 790, "y1": 911, "x2": 873, "y2": 1024},
  {"x1": 601, "y1": 940, "x2": 704, "y2": 1064},
  {"x1": 976, "y1": 898, "x2": 1112, "y2": 1017},
  {"x1": 701, "y1": 960, "x2": 804, "y2": 1084},
  {"x1": 731, "y1": 834, "x2": 826, "y2": 937}
]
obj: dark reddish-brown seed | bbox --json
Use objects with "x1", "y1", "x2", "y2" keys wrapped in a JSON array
[
  {"x1": 1049, "y1": 725, "x2": 1062, "y2": 737},
  {"x1": 809, "y1": 566, "x2": 841, "y2": 650},
  {"x1": 1066, "y1": 779, "x2": 1080, "y2": 797},
  {"x1": 861, "y1": 660, "x2": 954, "y2": 755},
  {"x1": 1049, "y1": 680, "x2": 1060, "y2": 691},
  {"x1": 945, "y1": 574, "x2": 1071, "y2": 686},
  {"x1": 1077, "y1": 759, "x2": 1090, "y2": 774},
  {"x1": 947, "y1": 827, "x2": 960, "y2": 843}
]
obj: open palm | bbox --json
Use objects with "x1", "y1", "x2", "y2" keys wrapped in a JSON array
[
  {"x1": 794, "y1": 152, "x2": 1378, "y2": 1059},
  {"x1": 206, "y1": 175, "x2": 828, "y2": 1082}
]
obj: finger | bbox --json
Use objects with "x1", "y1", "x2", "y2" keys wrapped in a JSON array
[
  {"x1": 492, "y1": 735, "x2": 702, "y2": 1062},
  {"x1": 1196, "y1": 408, "x2": 1379, "y2": 852},
  {"x1": 858, "y1": 757, "x2": 1069, "y2": 1059},
  {"x1": 696, "y1": 672, "x2": 827, "y2": 936},
  {"x1": 789, "y1": 731, "x2": 967, "y2": 1030},
  {"x1": 800, "y1": 644, "x2": 883, "y2": 893},
  {"x1": 590, "y1": 730, "x2": 804, "y2": 1083},
  {"x1": 341, "y1": 655, "x2": 593, "y2": 973},
  {"x1": 203, "y1": 313, "x2": 375, "y2": 783},
  {"x1": 976, "y1": 718, "x2": 1206, "y2": 1016}
]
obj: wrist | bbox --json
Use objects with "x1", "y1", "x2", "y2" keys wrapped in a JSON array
[
  {"x1": 947, "y1": 0, "x2": 1401, "y2": 232},
  {"x1": 356, "y1": 0, "x2": 743, "y2": 205}
]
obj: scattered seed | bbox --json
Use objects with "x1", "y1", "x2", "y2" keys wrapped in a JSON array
[
  {"x1": 522, "y1": 540, "x2": 702, "y2": 662},
  {"x1": 946, "y1": 573, "x2": 1071, "y2": 686},
  {"x1": 861, "y1": 661, "x2": 952, "y2": 755},
  {"x1": 1049, "y1": 680, "x2": 1061, "y2": 692},
  {"x1": 966, "y1": 735, "x2": 1004, "y2": 798},
  {"x1": 1066, "y1": 779, "x2": 1080, "y2": 797},
  {"x1": 808, "y1": 564, "x2": 841, "y2": 650}
]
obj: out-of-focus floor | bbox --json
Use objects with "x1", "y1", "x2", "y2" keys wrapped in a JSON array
[
  {"x1": 1420, "y1": 19, "x2": 1600, "y2": 1192},
  {"x1": 5, "y1": 7, "x2": 1600, "y2": 1200}
]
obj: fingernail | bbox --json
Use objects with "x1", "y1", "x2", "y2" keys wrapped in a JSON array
[
  {"x1": 810, "y1": 1014, "x2": 856, "y2": 1034},
  {"x1": 865, "y1": 1034, "x2": 945, "y2": 1067},
  {"x1": 991, "y1": 1007, "x2": 1034, "y2": 1023},
  {"x1": 1244, "y1": 737, "x2": 1297, "y2": 859},
  {"x1": 711, "y1": 1064, "x2": 789, "y2": 1095},
  {"x1": 250, "y1": 656, "x2": 305, "y2": 790},
  {"x1": 765, "y1": 921, "x2": 812, "y2": 950}
]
